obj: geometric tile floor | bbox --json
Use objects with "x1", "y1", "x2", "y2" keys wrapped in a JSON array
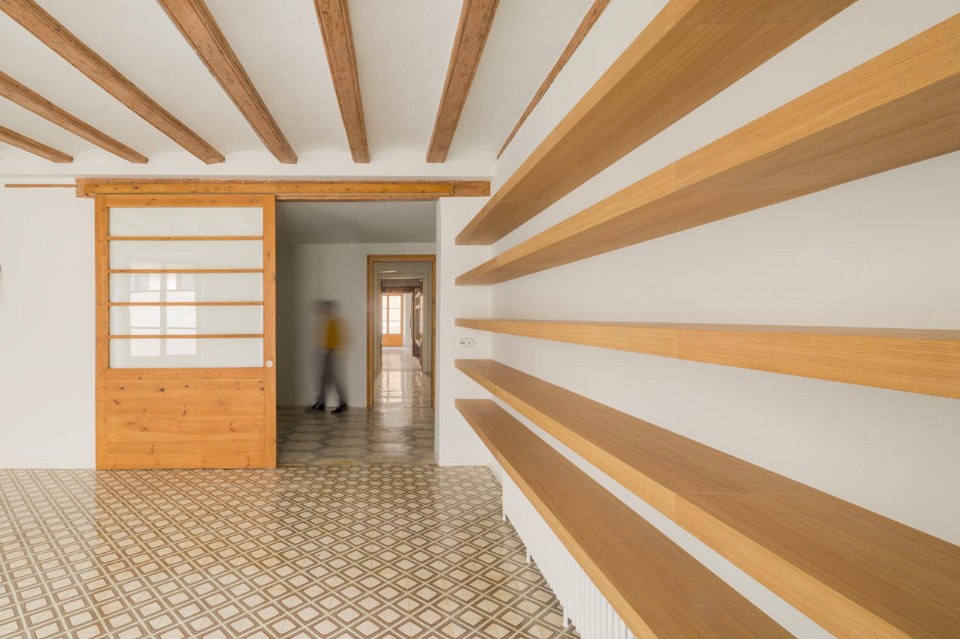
[
  {"x1": 0, "y1": 466, "x2": 580, "y2": 638},
  {"x1": 277, "y1": 407, "x2": 436, "y2": 467},
  {"x1": 277, "y1": 347, "x2": 436, "y2": 466}
]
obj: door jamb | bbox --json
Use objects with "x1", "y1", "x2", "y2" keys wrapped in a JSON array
[{"x1": 366, "y1": 255, "x2": 436, "y2": 408}]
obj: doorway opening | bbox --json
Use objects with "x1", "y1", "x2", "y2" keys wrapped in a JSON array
[
  {"x1": 368, "y1": 256, "x2": 436, "y2": 410},
  {"x1": 274, "y1": 201, "x2": 437, "y2": 466}
]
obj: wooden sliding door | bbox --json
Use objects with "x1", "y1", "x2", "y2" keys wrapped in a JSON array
[{"x1": 95, "y1": 195, "x2": 276, "y2": 469}]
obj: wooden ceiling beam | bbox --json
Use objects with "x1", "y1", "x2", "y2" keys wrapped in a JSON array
[
  {"x1": 458, "y1": 0, "x2": 856, "y2": 244},
  {"x1": 314, "y1": 0, "x2": 369, "y2": 163},
  {"x1": 427, "y1": 0, "x2": 500, "y2": 163},
  {"x1": 497, "y1": 0, "x2": 609, "y2": 159},
  {"x1": 0, "y1": 124, "x2": 72, "y2": 162},
  {"x1": 0, "y1": 0, "x2": 224, "y2": 163},
  {"x1": 158, "y1": 0, "x2": 296, "y2": 164},
  {"x1": 0, "y1": 71, "x2": 147, "y2": 163}
]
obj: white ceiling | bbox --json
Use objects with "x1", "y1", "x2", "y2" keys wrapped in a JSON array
[
  {"x1": 0, "y1": 0, "x2": 594, "y2": 172},
  {"x1": 277, "y1": 201, "x2": 437, "y2": 244}
]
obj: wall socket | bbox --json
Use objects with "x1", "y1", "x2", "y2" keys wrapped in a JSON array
[{"x1": 458, "y1": 337, "x2": 476, "y2": 348}]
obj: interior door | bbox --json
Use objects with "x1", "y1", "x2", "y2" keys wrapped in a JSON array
[{"x1": 95, "y1": 194, "x2": 276, "y2": 469}]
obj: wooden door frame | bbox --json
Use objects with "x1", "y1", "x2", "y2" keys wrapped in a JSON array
[
  {"x1": 95, "y1": 193, "x2": 276, "y2": 469},
  {"x1": 366, "y1": 255, "x2": 436, "y2": 408}
]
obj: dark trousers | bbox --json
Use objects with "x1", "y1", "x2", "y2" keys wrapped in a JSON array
[{"x1": 318, "y1": 350, "x2": 346, "y2": 406}]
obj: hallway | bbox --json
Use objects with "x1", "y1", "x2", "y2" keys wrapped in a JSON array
[
  {"x1": 0, "y1": 466, "x2": 579, "y2": 639},
  {"x1": 277, "y1": 348, "x2": 433, "y2": 466},
  {"x1": 375, "y1": 346, "x2": 432, "y2": 409}
]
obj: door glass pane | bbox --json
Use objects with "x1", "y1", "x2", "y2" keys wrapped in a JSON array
[
  {"x1": 110, "y1": 306, "x2": 263, "y2": 335},
  {"x1": 110, "y1": 273, "x2": 263, "y2": 303},
  {"x1": 389, "y1": 296, "x2": 401, "y2": 309},
  {"x1": 110, "y1": 240, "x2": 263, "y2": 269},
  {"x1": 109, "y1": 207, "x2": 262, "y2": 236},
  {"x1": 110, "y1": 338, "x2": 263, "y2": 368}
]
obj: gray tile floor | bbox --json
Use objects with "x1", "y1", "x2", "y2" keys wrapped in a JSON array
[{"x1": 277, "y1": 347, "x2": 434, "y2": 466}]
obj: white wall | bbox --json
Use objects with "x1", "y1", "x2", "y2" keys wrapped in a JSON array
[
  {"x1": 276, "y1": 242, "x2": 436, "y2": 407},
  {"x1": 435, "y1": 198, "x2": 493, "y2": 466},
  {"x1": 0, "y1": 182, "x2": 95, "y2": 468},
  {"x1": 478, "y1": 1, "x2": 960, "y2": 636}
]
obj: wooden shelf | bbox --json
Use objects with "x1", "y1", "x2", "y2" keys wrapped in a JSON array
[
  {"x1": 456, "y1": 319, "x2": 960, "y2": 399},
  {"x1": 456, "y1": 0, "x2": 854, "y2": 245},
  {"x1": 457, "y1": 15, "x2": 960, "y2": 283},
  {"x1": 456, "y1": 399, "x2": 791, "y2": 639},
  {"x1": 457, "y1": 359, "x2": 960, "y2": 638}
]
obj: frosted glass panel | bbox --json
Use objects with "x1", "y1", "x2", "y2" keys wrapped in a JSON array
[
  {"x1": 110, "y1": 306, "x2": 263, "y2": 335},
  {"x1": 109, "y1": 207, "x2": 262, "y2": 236},
  {"x1": 110, "y1": 240, "x2": 263, "y2": 269},
  {"x1": 110, "y1": 273, "x2": 263, "y2": 303},
  {"x1": 110, "y1": 338, "x2": 263, "y2": 368}
]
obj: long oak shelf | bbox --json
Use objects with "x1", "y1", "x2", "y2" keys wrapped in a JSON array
[
  {"x1": 456, "y1": 319, "x2": 960, "y2": 399},
  {"x1": 456, "y1": 399, "x2": 791, "y2": 639},
  {"x1": 457, "y1": 14, "x2": 960, "y2": 284},
  {"x1": 456, "y1": 0, "x2": 855, "y2": 245},
  {"x1": 456, "y1": 359, "x2": 960, "y2": 639}
]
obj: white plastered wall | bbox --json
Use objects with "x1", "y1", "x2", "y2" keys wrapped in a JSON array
[
  {"x1": 435, "y1": 198, "x2": 492, "y2": 466},
  {"x1": 479, "y1": 1, "x2": 960, "y2": 636},
  {"x1": 0, "y1": 182, "x2": 95, "y2": 468}
]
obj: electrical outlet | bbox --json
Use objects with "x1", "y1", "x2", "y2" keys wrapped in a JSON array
[{"x1": 458, "y1": 337, "x2": 476, "y2": 348}]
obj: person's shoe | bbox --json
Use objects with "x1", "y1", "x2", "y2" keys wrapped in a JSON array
[
  {"x1": 332, "y1": 403, "x2": 347, "y2": 414},
  {"x1": 311, "y1": 402, "x2": 325, "y2": 411}
]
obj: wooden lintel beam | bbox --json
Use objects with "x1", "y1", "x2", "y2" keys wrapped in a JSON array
[
  {"x1": 314, "y1": 0, "x2": 369, "y2": 163},
  {"x1": 457, "y1": 14, "x2": 960, "y2": 285},
  {"x1": 0, "y1": 71, "x2": 147, "y2": 163},
  {"x1": 458, "y1": 0, "x2": 856, "y2": 244},
  {"x1": 427, "y1": 0, "x2": 500, "y2": 163},
  {"x1": 158, "y1": 0, "x2": 296, "y2": 164},
  {"x1": 497, "y1": 0, "x2": 609, "y2": 159},
  {"x1": 75, "y1": 178, "x2": 491, "y2": 199},
  {"x1": 0, "y1": 0, "x2": 224, "y2": 163},
  {"x1": 0, "y1": 124, "x2": 72, "y2": 162}
]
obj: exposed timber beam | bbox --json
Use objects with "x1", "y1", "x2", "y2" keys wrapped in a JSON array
[
  {"x1": 426, "y1": 0, "x2": 500, "y2": 163},
  {"x1": 457, "y1": 0, "x2": 856, "y2": 244},
  {"x1": 0, "y1": 124, "x2": 72, "y2": 162},
  {"x1": 0, "y1": 0, "x2": 224, "y2": 163},
  {"x1": 0, "y1": 71, "x2": 147, "y2": 163},
  {"x1": 158, "y1": 0, "x2": 296, "y2": 163},
  {"x1": 497, "y1": 0, "x2": 609, "y2": 159},
  {"x1": 75, "y1": 178, "x2": 490, "y2": 200},
  {"x1": 314, "y1": 0, "x2": 369, "y2": 163},
  {"x1": 457, "y1": 14, "x2": 960, "y2": 285}
]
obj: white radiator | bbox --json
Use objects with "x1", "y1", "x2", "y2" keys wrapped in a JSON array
[{"x1": 502, "y1": 473, "x2": 636, "y2": 639}]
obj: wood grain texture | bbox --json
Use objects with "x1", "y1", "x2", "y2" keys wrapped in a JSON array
[
  {"x1": 76, "y1": 179, "x2": 490, "y2": 199},
  {"x1": 426, "y1": 0, "x2": 500, "y2": 163},
  {"x1": 0, "y1": 0, "x2": 223, "y2": 163},
  {"x1": 0, "y1": 70, "x2": 147, "y2": 162},
  {"x1": 456, "y1": 359, "x2": 960, "y2": 638},
  {"x1": 97, "y1": 196, "x2": 275, "y2": 469},
  {"x1": 459, "y1": 13, "x2": 960, "y2": 281},
  {"x1": 456, "y1": 399, "x2": 791, "y2": 639},
  {"x1": 159, "y1": 0, "x2": 296, "y2": 163},
  {"x1": 107, "y1": 235, "x2": 263, "y2": 241},
  {"x1": 0, "y1": 124, "x2": 71, "y2": 162},
  {"x1": 456, "y1": 319, "x2": 960, "y2": 399},
  {"x1": 314, "y1": 0, "x2": 369, "y2": 163},
  {"x1": 458, "y1": 0, "x2": 855, "y2": 244},
  {"x1": 496, "y1": 0, "x2": 609, "y2": 159}
]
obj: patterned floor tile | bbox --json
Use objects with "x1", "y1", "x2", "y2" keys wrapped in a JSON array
[{"x1": 0, "y1": 466, "x2": 579, "y2": 639}]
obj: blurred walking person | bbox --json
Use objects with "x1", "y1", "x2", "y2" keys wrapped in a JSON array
[{"x1": 312, "y1": 300, "x2": 348, "y2": 413}]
